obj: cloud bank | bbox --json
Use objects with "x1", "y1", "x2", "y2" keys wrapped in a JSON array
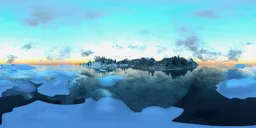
[{"x1": 6, "y1": 55, "x2": 18, "y2": 63}]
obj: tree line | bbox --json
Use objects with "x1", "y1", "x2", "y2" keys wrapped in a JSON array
[{"x1": 86, "y1": 56, "x2": 197, "y2": 67}]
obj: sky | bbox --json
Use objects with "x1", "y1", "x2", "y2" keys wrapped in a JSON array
[{"x1": 0, "y1": 0, "x2": 255, "y2": 65}]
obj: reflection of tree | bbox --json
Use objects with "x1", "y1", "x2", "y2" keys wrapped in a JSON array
[{"x1": 148, "y1": 71, "x2": 155, "y2": 76}]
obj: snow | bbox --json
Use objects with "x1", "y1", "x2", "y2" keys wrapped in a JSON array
[
  {"x1": 0, "y1": 64, "x2": 89, "y2": 97},
  {"x1": 217, "y1": 67, "x2": 256, "y2": 99},
  {"x1": 0, "y1": 80, "x2": 17, "y2": 97},
  {"x1": 36, "y1": 71, "x2": 84, "y2": 97},
  {"x1": 216, "y1": 77, "x2": 256, "y2": 99},
  {"x1": 2, "y1": 97, "x2": 256, "y2": 128},
  {"x1": 7, "y1": 81, "x2": 37, "y2": 94},
  {"x1": 98, "y1": 75, "x2": 124, "y2": 86}
]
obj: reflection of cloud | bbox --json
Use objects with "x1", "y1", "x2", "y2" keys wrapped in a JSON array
[
  {"x1": 21, "y1": 43, "x2": 33, "y2": 50},
  {"x1": 81, "y1": 50, "x2": 94, "y2": 57},
  {"x1": 227, "y1": 49, "x2": 242, "y2": 61},
  {"x1": 194, "y1": 10, "x2": 219, "y2": 19},
  {"x1": 6, "y1": 55, "x2": 17, "y2": 63}
]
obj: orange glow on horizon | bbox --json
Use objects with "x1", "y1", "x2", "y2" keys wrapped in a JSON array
[{"x1": 1, "y1": 61, "x2": 256, "y2": 66}]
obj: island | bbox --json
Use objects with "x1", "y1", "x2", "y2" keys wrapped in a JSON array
[{"x1": 81, "y1": 56, "x2": 198, "y2": 72}]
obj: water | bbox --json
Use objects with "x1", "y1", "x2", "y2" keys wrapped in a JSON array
[{"x1": 1, "y1": 64, "x2": 256, "y2": 126}]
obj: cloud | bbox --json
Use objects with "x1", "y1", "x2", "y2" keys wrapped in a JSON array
[
  {"x1": 18, "y1": 2, "x2": 105, "y2": 29},
  {"x1": 6, "y1": 55, "x2": 17, "y2": 63},
  {"x1": 127, "y1": 44, "x2": 146, "y2": 51},
  {"x1": 246, "y1": 42, "x2": 253, "y2": 45},
  {"x1": 81, "y1": 50, "x2": 94, "y2": 57},
  {"x1": 176, "y1": 35, "x2": 222, "y2": 61},
  {"x1": 176, "y1": 35, "x2": 200, "y2": 52},
  {"x1": 194, "y1": 10, "x2": 219, "y2": 19},
  {"x1": 46, "y1": 56, "x2": 53, "y2": 61},
  {"x1": 227, "y1": 49, "x2": 242, "y2": 61},
  {"x1": 21, "y1": 43, "x2": 33, "y2": 50},
  {"x1": 196, "y1": 49, "x2": 222, "y2": 61},
  {"x1": 175, "y1": 27, "x2": 191, "y2": 33},
  {"x1": 196, "y1": 26, "x2": 204, "y2": 30},
  {"x1": 23, "y1": 8, "x2": 56, "y2": 27},
  {"x1": 175, "y1": 26, "x2": 198, "y2": 36},
  {"x1": 85, "y1": 11, "x2": 103, "y2": 20},
  {"x1": 139, "y1": 29, "x2": 150, "y2": 35},
  {"x1": 45, "y1": 47, "x2": 73, "y2": 61},
  {"x1": 113, "y1": 45, "x2": 123, "y2": 49},
  {"x1": 59, "y1": 47, "x2": 72, "y2": 58},
  {"x1": 157, "y1": 46, "x2": 168, "y2": 54}
]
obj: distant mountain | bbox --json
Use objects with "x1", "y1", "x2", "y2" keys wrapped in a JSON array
[{"x1": 83, "y1": 56, "x2": 198, "y2": 71}]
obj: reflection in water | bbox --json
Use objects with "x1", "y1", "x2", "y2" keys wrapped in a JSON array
[
  {"x1": 163, "y1": 68, "x2": 194, "y2": 79},
  {"x1": 95, "y1": 67, "x2": 195, "y2": 79}
]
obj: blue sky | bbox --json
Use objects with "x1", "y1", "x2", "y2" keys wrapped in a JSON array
[{"x1": 0, "y1": 0, "x2": 255, "y2": 64}]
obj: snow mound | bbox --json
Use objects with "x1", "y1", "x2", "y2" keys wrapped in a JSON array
[
  {"x1": 0, "y1": 80, "x2": 17, "y2": 97},
  {"x1": 36, "y1": 71, "x2": 83, "y2": 97},
  {"x1": 3, "y1": 81, "x2": 37, "y2": 96},
  {"x1": 35, "y1": 71, "x2": 82, "y2": 96},
  {"x1": 99, "y1": 75, "x2": 124, "y2": 86},
  {"x1": 216, "y1": 77, "x2": 256, "y2": 99}
]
